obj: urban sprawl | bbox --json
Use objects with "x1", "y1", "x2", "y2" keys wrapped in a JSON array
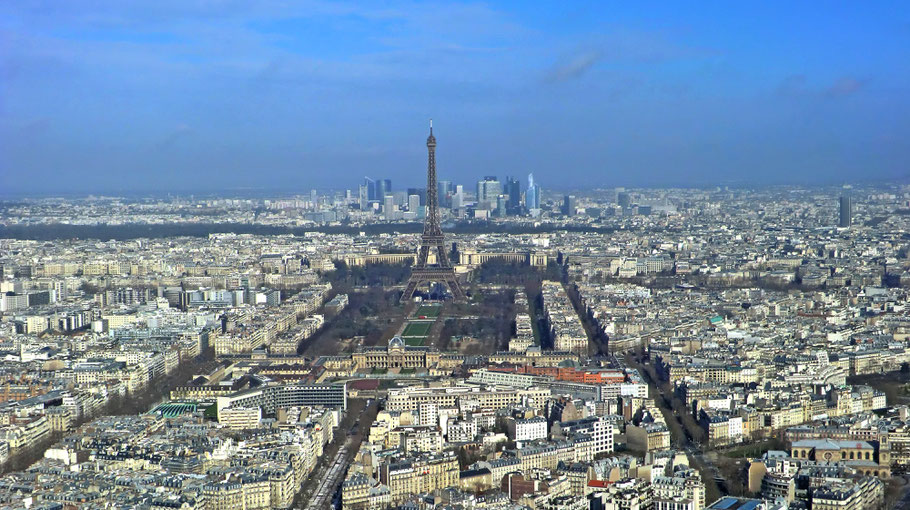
[{"x1": 3, "y1": 157, "x2": 910, "y2": 510}]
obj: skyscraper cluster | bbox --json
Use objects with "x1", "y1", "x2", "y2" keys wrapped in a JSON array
[
  {"x1": 356, "y1": 171, "x2": 543, "y2": 220},
  {"x1": 361, "y1": 177, "x2": 426, "y2": 220},
  {"x1": 366, "y1": 178, "x2": 392, "y2": 201},
  {"x1": 476, "y1": 176, "x2": 502, "y2": 211},
  {"x1": 472, "y1": 174, "x2": 544, "y2": 218}
]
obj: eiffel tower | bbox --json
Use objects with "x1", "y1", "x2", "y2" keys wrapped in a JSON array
[{"x1": 401, "y1": 121, "x2": 466, "y2": 302}]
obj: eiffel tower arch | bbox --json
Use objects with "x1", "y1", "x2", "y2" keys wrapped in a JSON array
[{"x1": 401, "y1": 121, "x2": 466, "y2": 302}]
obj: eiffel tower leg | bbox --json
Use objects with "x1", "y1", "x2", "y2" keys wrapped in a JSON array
[
  {"x1": 401, "y1": 278, "x2": 420, "y2": 302},
  {"x1": 446, "y1": 276, "x2": 467, "y2": 301}
]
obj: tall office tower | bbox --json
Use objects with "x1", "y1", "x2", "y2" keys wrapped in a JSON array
[
  {"x1": 563, "y1": 195, "x2": 576, "y2": 216},
  {"x1": 365, "y1": 177, "x2": 378, "y2": 201},
  {"x1": 378, "y1": 179, "x2": 392, "y2": 199},
  {"x1": 506, "y1": 176, "x2": 521, "y2": 215},
  {"x1": 496, "y1": 195, "x2": 507, "y2": 217},
  {"x1": 438, "y1": 180, "x2": 453, "y2": 208},
  {"x1": 358, "y1": 185, "x2": 368, "y2": 210},
  {"x1": 452, "y1": 185, "x2": 465, "y2": 210},
  {"x1": 617, "y1": 191, "x2": 631, "y2": 209},
  {"x1": 310, "y1": 189, "x2": 318, "y2": 208},
  {"x1": 408, "y1": 194, "x2": 420, "y2": 212},
  {"x1": 839, "y1": 195, "x2": 853, "y2": 227},
  {"x1": 476, "y1": 176, "x2": 501, "y2": 209},
  {"x1": 384, "y1": 194, "x2": 396, "y2": 220},
  {"x1": 525, "y1": 173, "x2": 540, "y2": 210},
  {"x1": 401, "y1": 121, "x2": 466, "y2": 302}
]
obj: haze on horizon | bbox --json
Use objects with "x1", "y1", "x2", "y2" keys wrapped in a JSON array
[{"x1": 1, "y1": 1, "x2": 909, "y2": 195}]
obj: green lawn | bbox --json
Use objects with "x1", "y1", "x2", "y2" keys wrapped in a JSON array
[
  {"x1": 413, "y1": 305, "x2": 441, "y2": 318},
  {"x1": 402, "y1": 322, "x2": 432, "y2": 337},
  {"x1": 404, "y1": 338, "x2": 425, "y2": 346}
]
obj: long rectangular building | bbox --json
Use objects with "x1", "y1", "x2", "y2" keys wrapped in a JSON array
[
  {"x1": 386, "y1": 385, "x2": 550, "y2": 413},
  {"x1": 216, "y1": 383, "x2": 347, "y2": 416},
  {"x1": 467, "y1": 369, "x2": 602, "y2": 401},
  {"x1": 467, "y1": 369, "x2": 550, "y2": 388}
]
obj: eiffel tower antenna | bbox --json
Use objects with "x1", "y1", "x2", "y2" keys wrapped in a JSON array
[{"x1": 401, "y1": 121, "x2": 466, "y2": 302}]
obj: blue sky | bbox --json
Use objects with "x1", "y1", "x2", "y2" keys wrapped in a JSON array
[{"x1": 1, "y1": 1, "x2": 909, "y2": 194}]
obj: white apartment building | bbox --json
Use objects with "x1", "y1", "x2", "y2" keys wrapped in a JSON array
[{"x1": 513, "y1": 416, "x2": 548, "y2": 443}]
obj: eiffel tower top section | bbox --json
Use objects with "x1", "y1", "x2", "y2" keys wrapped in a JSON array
[{"x1": 423, "y1": 119, "x2": 442, "y2": 238}]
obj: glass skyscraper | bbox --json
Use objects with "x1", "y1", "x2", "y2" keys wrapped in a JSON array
[{"x1": 525, "y1": 173, "x2": 541, "y2": 210}]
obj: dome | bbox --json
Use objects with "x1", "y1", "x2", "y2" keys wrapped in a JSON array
[{"x1": 389, "y1": 336, "x2": 405, "y2": 348}]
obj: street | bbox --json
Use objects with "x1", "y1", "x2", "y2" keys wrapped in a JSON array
[
  {"x1": 306, "y1": 444, "x2": 350, "y2": 510},
  {"x1": 297, "y1": 398, "x2": 379, "y2": 510}
]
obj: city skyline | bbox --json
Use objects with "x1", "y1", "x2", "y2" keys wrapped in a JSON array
[
  {"x1": 2, "y1": 2, "x2": 910, "y2": 194},
  {"x1": 4, "y1": 3, "x2": 910, "y2": 509},
  {"x1": 3, "y1": 182, "x2": 910, "y2": 508}
]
